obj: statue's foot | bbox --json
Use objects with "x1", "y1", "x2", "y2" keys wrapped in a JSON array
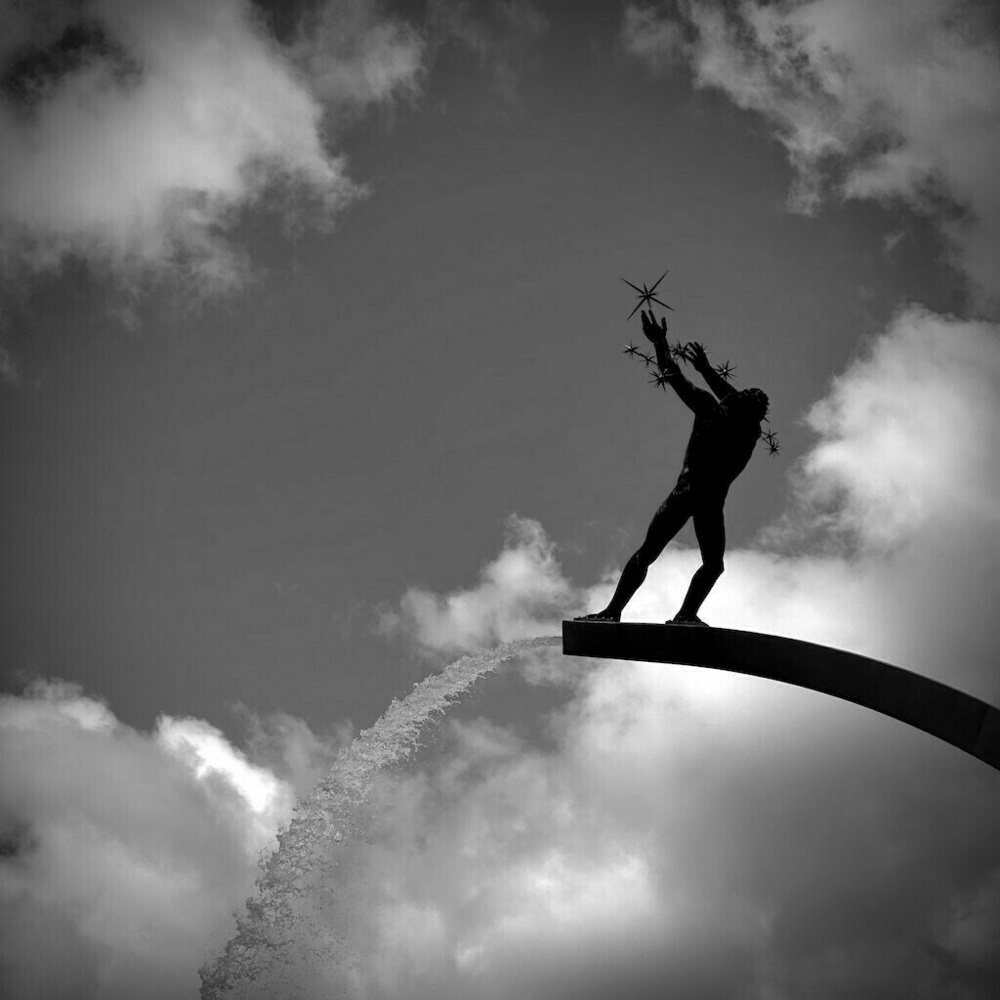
[
  {"x1": 574, "y1": 611, "x2": 620, "y2": 622},
  {"x1": 668, "y1": 614, "x2": 709, "y2": 627}
]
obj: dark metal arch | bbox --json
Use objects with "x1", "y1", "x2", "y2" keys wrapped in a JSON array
[{"x1": 562, "y1": 621, "x2": 1000, "y2": 772}]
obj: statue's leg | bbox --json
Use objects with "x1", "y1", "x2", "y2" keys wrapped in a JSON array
[
  {"x1": 676, "y1": 501, "x2": 726, "y2": 621},
  {"x1": 579, "y1": 491, "x2": 691, "y2": 621}
]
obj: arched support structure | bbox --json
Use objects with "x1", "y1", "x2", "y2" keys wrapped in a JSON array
[{"x1": 562, "y1": 621, "x2": 1000, "y2": 773}]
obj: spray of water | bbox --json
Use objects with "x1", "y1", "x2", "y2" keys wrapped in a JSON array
[{"x1": 199, "y1": 635, "x2": 561, "y2": 999}]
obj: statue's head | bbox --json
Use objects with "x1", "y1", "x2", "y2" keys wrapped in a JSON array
[{"x1": 732, "y1": 387, "x2": 769, "y2": 422}]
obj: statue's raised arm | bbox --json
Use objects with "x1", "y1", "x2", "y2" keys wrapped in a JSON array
[
  {"x1": 641, "y1": 311, "x2": 714, "y2": 415},
  {"x1": 686, "y1": 341, "x2": 737, "y2": 401}
]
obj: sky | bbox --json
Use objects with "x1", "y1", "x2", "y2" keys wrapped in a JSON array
[{"x1": 0, "y1": 0, "x2": 999, "y2": 997}]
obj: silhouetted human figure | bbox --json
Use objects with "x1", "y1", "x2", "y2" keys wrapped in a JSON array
[{"x1": 578, "y1": 310, "x2": 769, "y2": 625}]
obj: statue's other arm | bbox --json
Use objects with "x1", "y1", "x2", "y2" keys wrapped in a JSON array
[
  {"x1": 642, "y1": 312, "x2": 714, "y2": 414},
  {"x1": 687, "y1": 342, "x2": 737, "y2": 401}
]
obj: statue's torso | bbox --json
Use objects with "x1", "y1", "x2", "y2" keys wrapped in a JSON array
[{"x1": 677, "y1": 401, "x2": 760, "y2": 498}]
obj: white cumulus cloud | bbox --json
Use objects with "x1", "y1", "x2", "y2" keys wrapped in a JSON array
[
  {"x1": 798, "y1": 305, "x2": 1000, "y2": 549},
  {"x1": 381, "y1": 513, "x2": 576, "y2": 653},
  {"x1": 0, "y1": 0, "x2": 423, "y2": 291},
  {"x1": 0, "y1": 679, "x2": 338, "y2": 1000}
]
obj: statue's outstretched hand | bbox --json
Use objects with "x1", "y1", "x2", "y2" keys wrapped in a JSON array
[
  {"x1": 685, "y1": 341, "x2": 709, "y2": 369},
  {"x1": 641, "y1": 310, "x2": 668, "y2": 345}
]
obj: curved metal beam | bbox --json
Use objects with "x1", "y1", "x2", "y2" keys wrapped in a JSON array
[{"x1": 562, "y1": 621, "x2": 1000, "y2": 772}]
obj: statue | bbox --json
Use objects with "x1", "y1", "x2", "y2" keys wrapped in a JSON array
[{"x1": 577, "y1": 309, "x2": 770, "y2": 626}]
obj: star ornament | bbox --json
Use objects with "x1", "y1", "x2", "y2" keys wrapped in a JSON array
[
  {"x1": 715, "y1": 360, "x2": 736, "y2": 381},
  {"x1": 621, "y1": 271, "x2": 674, "y2": 320},
  {"x1": 623, "y1": 342, "x2": 640, "y2": 357},
  {"x1": 650, "y1": 370, "x2": 672, "y2": 390}
]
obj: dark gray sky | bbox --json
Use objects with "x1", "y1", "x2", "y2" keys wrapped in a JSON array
[{"x1": 1, "y1": 2, "x2": 999, "y2": 998}]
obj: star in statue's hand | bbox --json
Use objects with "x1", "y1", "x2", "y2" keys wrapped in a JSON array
[
  {"x1": 650, "y1": 370, "x2": 672, "y2": 390},
  {"x1": 622, "y1": 271, "x2": 674, "y2": 320}
]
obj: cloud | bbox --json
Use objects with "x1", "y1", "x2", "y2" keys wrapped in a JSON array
[
  {"x1": 796, "y1": 304, "x2": 1000, "y2": 550},
  {"x1": 291, "y1": 0, "x2": 424, "y2": 111},
  {"x1": 621, "y1": 2, "x2": 687, "y2": 72},
  {"x1": 0, "y1": 0, "x2": 422, "y2": 292},
  {"x1": 0, "y1": 341, "x2": 19, "y2": 384},
  {"x1": 344, "y1": 723, "x2": 771, "y2": 1000},
  {"x1": 235, "y1": 703, "x2": 353, "y2": 798},
  {"x1": 427, "y1": 0, "x2": 548, "y2": 112},
  {"x1": 623, "y1": 0, "x2": 1000, "y2": 307},
  {"x1": 0, "y1": 679, "x2": 338, "y2": 1000},
  {"x1": 380, "y1": 513, "x2": 577, "y2": 653}
]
